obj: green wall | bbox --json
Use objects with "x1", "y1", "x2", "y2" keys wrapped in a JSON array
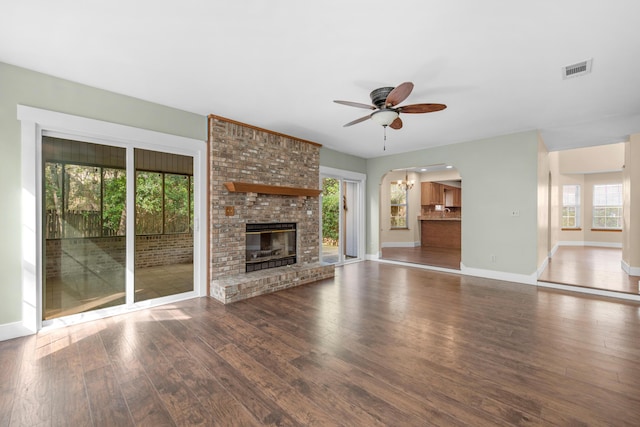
[
  {"x1": 0, "y1": 61, "x2": 542, "y2": 333},
  {"x1": 366, "y1": 131, "x2": 541, "y2": 277},
  {"x1": 0, "y1": 62, "x2": 205, "y2": 326},
  {"x1": 320, "y1": 146, "x2": 367, "y2": 174}
]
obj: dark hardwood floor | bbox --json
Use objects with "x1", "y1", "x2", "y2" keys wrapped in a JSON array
[
  {"x1": 381, "y1": 246, "x2": 461, "y2": 270},
  {"x1": 2, "y1": 261, "x2": 640, "y2": 425},
  {"x1": 383, "y1": 245, "x2": 640, "y2": 295},
  {"x1": 539, "y1": 246, "x2": 640, "y2": 295}
]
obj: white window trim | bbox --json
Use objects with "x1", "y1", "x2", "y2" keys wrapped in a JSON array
[
  {"x1": 592, "y1": 183, "x2": 623, "y2": 230},
  {"x1": 18, "y1": 105, "x2": 207, "y2": 333},
  {"x1": 562, "y1": 184, "x2": 581, "y2": 228}
]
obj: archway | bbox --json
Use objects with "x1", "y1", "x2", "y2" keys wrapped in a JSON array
[{"x1": 379, "y1": 164, "x2": 462, "y2": 270}]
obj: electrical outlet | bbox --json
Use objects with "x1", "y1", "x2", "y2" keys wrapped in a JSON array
[
  {"x1": 225, "y1": 206, "x2": 235, "y2": 216},
  {"x1": 491, "y1": 254, "x2": 497, "y2": 263},
  {"x1": 511, "y1": 210, "x2": 520, "y2": 217}
]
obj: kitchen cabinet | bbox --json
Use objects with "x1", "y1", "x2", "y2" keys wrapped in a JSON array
[
  {"x1": 421, "y1": 182, "x2": 443, "y2": 205},
  {"x1": 420, "y1": 219, "x2": 461, "y2": 249},
  {"x1": 444, "y1": 187, "x2": 462, "y2": 207}
]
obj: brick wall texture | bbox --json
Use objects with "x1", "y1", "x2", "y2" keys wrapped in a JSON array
[
  {"x1": 209, "y1": 116, "x2": 322, "y2": 281},
  {"x1": 46, "y1": 234, "x2": 193, "y2": 278}
]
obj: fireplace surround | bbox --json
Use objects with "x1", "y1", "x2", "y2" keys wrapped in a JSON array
[{"x1": 208, "y1": 115, "x2": 334, "y2": 303}]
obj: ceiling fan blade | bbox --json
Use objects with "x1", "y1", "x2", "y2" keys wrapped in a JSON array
[
  {"x1": 334, "y1": 100, "x2": 376, "y2": 110},
  {"x1": 385, "y1": 82, "x2": 414, "y2": 107},
  {"x1": 398, "y1": 103, "x2": 447, "y2": 114},
  {"x1": 343, "y1": 114, "x2": 371, "y2": 127},
  {"x1": 389, "y1": 117, "x2": 403, "y2": 130}
]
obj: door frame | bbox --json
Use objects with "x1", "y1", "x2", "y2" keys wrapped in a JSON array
[
  {"x1": 18, "y1": 105, "x2": 207, "y2": 333},
  {"x1": 319, "y1": 166, "x2": 366, "y2": 265}
]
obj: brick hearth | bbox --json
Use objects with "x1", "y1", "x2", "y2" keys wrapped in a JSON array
[{"x1": 208, "y1": 115, "x2": 334, "y2": 303}]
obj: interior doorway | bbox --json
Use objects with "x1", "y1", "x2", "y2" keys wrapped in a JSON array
[
  {"x1": 320, "y1": 167, "x2": 365, "y2": 265},
  {"x1": 380, "y1": 165, "x2": 462, "y2": 270}
]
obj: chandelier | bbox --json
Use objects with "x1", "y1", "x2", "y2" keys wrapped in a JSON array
[{"x1": 396, "y1": 170, "x2": 415, "y2": 191}]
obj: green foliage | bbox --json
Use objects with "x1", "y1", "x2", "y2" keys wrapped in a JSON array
[
  {"x1": 45, "y1": 160, "x2": 193, "y2": 238},
  {"x1": 102, "y1": 168, "x2": 126, "y2": 236},
  {"x1": 164, "y1": 174, "x2": 191, "y2": 233},
  {"x1": 136, "y1": 172, "x2": 163, "y2": 234},
  {"x1": 322, "y1": 178, "x2": 340, "y2": 244}
]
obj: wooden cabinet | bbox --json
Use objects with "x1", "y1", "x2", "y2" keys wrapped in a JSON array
[
  {"x1": 421, "y1": 220, "x2": 461, "y2": 249},
  {"x1": 444, "y1": 187, "x2": 462, "y2": 207},
  {"x1": 421, "y1": 182, "x2": 443, "y2": 205}
]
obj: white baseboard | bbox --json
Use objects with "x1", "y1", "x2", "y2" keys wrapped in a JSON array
[
  {"x1": 558, "y1": 241, "x2": 622, "y2": 248},
  {"x1": 536, "y1": 256, "x2": 550, "y2": 279},
  {"x1": 0, "y1": 321, "x2": 34, "y2": 342},
  {"x1": 376, "y1": 258, "x2": 461, "y2": 274},
  {"x1": 380, "y1": 241, "x2": 420, "y2": 248},
  {"x1": 460, "y1": 263, "x2": 538, "y2": 285},
  {"x1": 621, "y1": 259, "x2": 640, "y2": 276},
  {"x1": 364, "y1": 256, "x2": 638, "y2": 303},
  {"x1": 537, "y1": 281, "x2": 640, "y2": 302}
]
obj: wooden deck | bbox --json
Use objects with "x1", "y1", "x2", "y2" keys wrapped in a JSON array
[{"x1": 2, "y1": 261, "x2": 640, "y2": 425}]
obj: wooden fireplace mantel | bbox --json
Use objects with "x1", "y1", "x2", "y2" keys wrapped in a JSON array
[{"x1": 223, "y1": 182, "x2": 322, "y2": 197}]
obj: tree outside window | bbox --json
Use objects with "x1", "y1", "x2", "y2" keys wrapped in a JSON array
[
  {"x1": 592, "y1": 184, "x2": 622, "y2": 229},
  {"x1": 136, "y1": 171, "x2": 193, "y2": 235},
  {"x1": 45, "y1": 162, "x2": 193, "y2": 238},
  {"x1": 390, "y1": 184, "x2": 408, "y2": 228}
]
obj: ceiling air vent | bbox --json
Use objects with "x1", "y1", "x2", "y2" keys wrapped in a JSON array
[{"x1": 562, "y1": 59, "x2": 593, "y2": 79}]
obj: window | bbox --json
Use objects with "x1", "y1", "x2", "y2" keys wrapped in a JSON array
[
  {"x1": 562, "y1": 184, "x2": 580, "y2": 228},
  {"x1": 136, "y1": 171, "x2": 193, "y2": 235},
  {"x1": 45, "y1": 162, "x2": 127, "y2": 238},
  {"x1": 592, "y1": 184, "x2": 622, "y2": 229},
  {"x1": 390, "y1": 184, "x2": 408, "y2": 228},
  {"x1": 45, "y1": 162, "x2": 193, "y2": 238}
]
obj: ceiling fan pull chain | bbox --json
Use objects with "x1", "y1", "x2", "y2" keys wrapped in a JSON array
[{"x1": 383, "y1": 126, "x2": 387, "y2": 150}]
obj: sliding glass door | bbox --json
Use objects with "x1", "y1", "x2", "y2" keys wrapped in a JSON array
[
  {"x1": 320, "y1": 168, "x2": 365, "y2": 265},
  {"x1": 134, "y1": 148, "x2": 194, "y2": 303},
  {"x1": 42, "y1": 137, "x2": 194, "y2": 320}
]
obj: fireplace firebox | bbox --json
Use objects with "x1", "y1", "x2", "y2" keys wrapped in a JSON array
[{"x1": 246, "y1": 223, "x2": 296, "y2": 272}]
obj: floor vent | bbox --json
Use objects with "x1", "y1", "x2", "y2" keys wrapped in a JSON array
[{"x1": 562, "y1": 59, "x2": 593, "y2": 79}]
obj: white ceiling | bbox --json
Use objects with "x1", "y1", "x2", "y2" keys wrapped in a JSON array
[{"x1": 2, "y1": 1, "x2": 640, "y2": 159}]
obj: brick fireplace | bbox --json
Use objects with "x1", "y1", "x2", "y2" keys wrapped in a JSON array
[{"x1": 208, "y1": 115, "x2": 334, "y2": 303}]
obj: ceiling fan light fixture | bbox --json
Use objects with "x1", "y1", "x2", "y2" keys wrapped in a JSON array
[{"x1": 371, "y1": 109, "x2": 399, "y2": 127}]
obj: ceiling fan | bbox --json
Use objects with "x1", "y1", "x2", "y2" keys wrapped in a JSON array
[{"x1": 334, "y1": 82, "x2": 446, "y2": 130}]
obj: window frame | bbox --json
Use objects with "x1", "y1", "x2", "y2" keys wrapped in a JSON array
[
  {"x1": 561, "y1": 184, "x2": 581, "y2": 229},
  {"x1": 18, "y1": 104, "x2": 207, "y2": 334},
  {"x1": 592, "y1": 183, "x2": 623, "y2": 230}
]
